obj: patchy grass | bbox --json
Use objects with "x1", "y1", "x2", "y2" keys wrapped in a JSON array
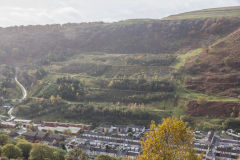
[{"x1": 173, "y1": 48, "x2": 202, "y2": 71}]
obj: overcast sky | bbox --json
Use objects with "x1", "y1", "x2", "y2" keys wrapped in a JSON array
[{"x1": 0, "y1": 0, "x2": 239, "y2": 27}]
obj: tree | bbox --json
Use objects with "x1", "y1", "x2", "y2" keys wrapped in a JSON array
[
  {"x1": 0, "y1": 134, "x2": 10, "y2": 146},
  {"x1": 50, "y1": 95, "x2": 56, "y2": 103},
  {"x1": 197, "y1": 96, "x2": 206, "y2": 105},
  {"x1": 60, "y1": 141, "x2": 66, "y2": 150},
  {"x1": 65, "y1": 148, "x2": 89, "y2": 160},
  {"x1": 63, "y1": 129, "x2": 72, "y2": 136},
  {"x1": 29, "y1": 143, "x2": 55, "y2": 160},
  {"x1": 95, "y1": 154, "x2": 118, "y2": 160},
  {"x1": 2, "y1": 144, "x2": 22, "y2": 159},
  {"x1": 138, "y1": 118, "x2": 202, "y2": 160},
  {"x1": 47, "y1": 129, "x2": 54, "y2": 134},
  {"x1": 53, "y1": 149, "x2": 66, "y2": 160},
  {"x1": 224, "y1": 57, "x2": 233, "y2": 67},
  {"x1": 17, "y1": 141, "x2": 32, "y2": 159}
]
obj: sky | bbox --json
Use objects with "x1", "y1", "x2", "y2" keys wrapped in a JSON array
[{"x1": 0, "y1": 0, "x2": 239, "y2": 27}]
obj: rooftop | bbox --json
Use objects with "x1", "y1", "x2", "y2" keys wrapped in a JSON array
[{"x1": 38, "y1": 126, "x2": 81, "y2": 134}]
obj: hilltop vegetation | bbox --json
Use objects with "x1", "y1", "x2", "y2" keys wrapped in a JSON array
[{"x1": 164, "y1": 6, "x2": 240, "y2": 20}]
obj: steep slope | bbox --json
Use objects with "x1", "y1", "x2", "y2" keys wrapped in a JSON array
[
  {"x1": 185, "y1": 28, "x2": 240, "y2": 97},
  {"x1": 0, "y1": 17, "x2": 240, "y2": 64}
]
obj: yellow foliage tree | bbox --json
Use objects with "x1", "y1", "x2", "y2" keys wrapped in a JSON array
[
  {"x1": 138, "y1": 118, "x2": 202, "y2": 160},
  {"x1": 49, "y1": 95, "x2": 55, "y2": 104},
  {"x1": 39, "y1": 97, "x2": 45, "y2": 102},
  {"x1": 197, "y1": 96, "x2": 206, "y2": 105}
]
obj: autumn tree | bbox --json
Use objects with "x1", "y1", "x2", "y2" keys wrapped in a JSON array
[
  {"x1": 138, "y1": 118, "x2": 202, "y2": 160},
  {"x1": 50, "y1": 95, "x2": 56, "y2": 104},
  {"x1": 197, "y1": 96, "x2": 207, "y2": 105},
  {"x1": 63, "y1": 129, "x2": 72, "y2": 136}
]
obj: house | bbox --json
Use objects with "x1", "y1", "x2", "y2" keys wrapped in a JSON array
[
  {"x1": 38, "y1": 126, "x2": 82, "y2": 135},
  {"x1": 35, "y1": 132, "x2": 47, "y2": 141},
  {"x1": 22, "y1": 132, "x2": 37, "y2": 142},
  {"x1": 8, "y1": 131, "x2": 19, "y2": 138},
  {"x1": 1, "y1": 121, "x2": 16, "y2": 128},
  {"x1": 46, "y1": 134, "x2": 64, "y2": 143},
  {"x1": 41, "y1": 121, "x2": 91, "y2": 130},
  {"x1": 126, "y1": 125, "x2": 145, "y2": 133},
  {"x1": 115, "y1": 125, "x2": 128, "y2": 133},
  {"x1": 14, "y1": 119, "x2": 32, "y2": 127},
  {"x1": 101, "y1": 125, "x2": 113, "y2": 133}
]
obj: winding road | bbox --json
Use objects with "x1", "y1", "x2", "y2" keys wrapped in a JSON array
[{"x1": 7, "y1": 76, "x2": 27, "y2": 121}]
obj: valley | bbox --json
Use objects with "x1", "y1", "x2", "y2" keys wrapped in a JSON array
[{"x1": 0, "y1": 6, "x2": 240, "y2": 132}]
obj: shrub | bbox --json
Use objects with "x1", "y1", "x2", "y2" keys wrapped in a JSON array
[{"x1": 224, "y1": 57, "x2": 233, "y2": 67}]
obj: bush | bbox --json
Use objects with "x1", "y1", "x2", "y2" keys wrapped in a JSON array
[
  {"x1": 95, "y1": 154, "x2": 118, "y2": 160},
  {"x1": 197, "y1": 96, "x2": 207, "y2": 105},
  {"x1": 224, "y1": 57, "x2": 233, "y2": 67},
  {"x1": 2, "y1": 144, "x2": 22, "y2": 159}
]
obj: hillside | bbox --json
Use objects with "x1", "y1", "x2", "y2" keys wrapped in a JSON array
[
  {"x1": 0, "y1": 16, "x2": 240, "y2": 64},
  {"x1": 0, "y1": 6, "x2": 240, "y2": 130},
  {"x1": 185, "y1": 28, "x2": 240, "y2": 97},
  {"x1": 164, "y1": 6, "x2": 240, "y2": 20}
]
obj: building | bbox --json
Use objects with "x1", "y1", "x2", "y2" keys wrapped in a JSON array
[
  {"x1": 194, "y1": 131, "x2": 240, "y2": 160},
  {"x1": 126, "y1": 125, "x2": 145, "y2": 133},
  {"x1": 22, "y1": 132, "x2": 38, "y2": 142},
  {"x1": 1, "y1": 121, "x2": 16, "y2": 128},
  {"x1": 46, "y1": 134, "x2": 64, "y2": 143},
  {"x1": 38, "y1": 126, "x2": 82, "y2": 135},
  {"x1": 41, "y1": 121, "x2": 91, "y2": 130},
  {"x1": 35, "y1": 132, "x2": 47, "y2": 141},
  {"x1": 74, "y1": 131, "x2": 142, "y2": 158},
  {"x1": 8, "y1": 131, "x2": 19, "y2": 138},
  {"x1": 99, "y1": 125, "x2": 145, "y2": 135},
  {"x1": 13, "y1": 119, "x2": 32, "y2": 127}
]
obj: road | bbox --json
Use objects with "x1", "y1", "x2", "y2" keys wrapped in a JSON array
[{"x1": 7, "y1": 76, "x2": 27, "y2": 121}]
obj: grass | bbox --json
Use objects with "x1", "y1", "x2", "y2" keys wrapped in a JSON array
[
  {"x1": 163, "y1": 6, "x2": 240, "y2": 20},
  {"x1": 172, "y1": 48, "x2": 202, "y2": 71}
]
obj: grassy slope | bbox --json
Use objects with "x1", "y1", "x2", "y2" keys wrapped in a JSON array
[
  {"x1": 173, "y1": 48, "x2": 202, "y2": 71},
  {"x1": 164, "y1": 6, "x2": 240, "y2": 20}
]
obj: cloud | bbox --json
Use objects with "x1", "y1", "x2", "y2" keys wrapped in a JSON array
[{"x1": 0, "y1": 0, "x2": 239, "y2": 27}]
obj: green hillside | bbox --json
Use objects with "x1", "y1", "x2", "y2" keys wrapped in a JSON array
[{"x1": 164, "y1": 6, "x2": 240, "y2": 20}]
